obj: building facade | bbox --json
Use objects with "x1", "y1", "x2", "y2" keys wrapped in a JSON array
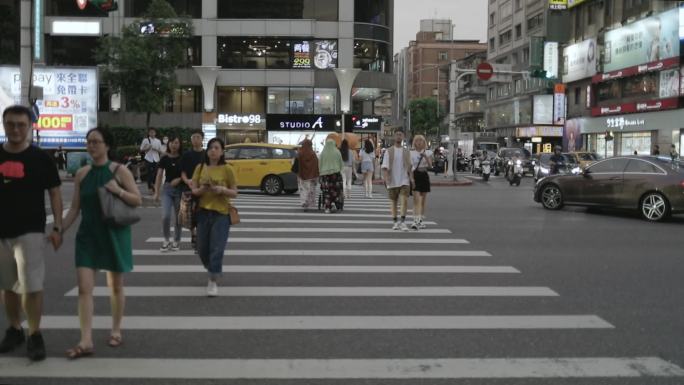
[
  {"x1": 563, "y1": 0, "x2": 682, "y2": 157},
  {"x1": 0, "y1": 0, "x2": 395, "y2": 149},
  {"x1": 485, "y1": 0, "x2": 569, "y2": 152},
  {"x1": 448, "y1": 51, "x2": 487, "y2": 140},
  {"x1": 394, "y1": 20, "x2": 486, "y2": 140}
]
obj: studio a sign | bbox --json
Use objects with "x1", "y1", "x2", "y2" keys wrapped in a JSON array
[{"x1": 266, "y1": 114, "x2": 341, "y2": 131}]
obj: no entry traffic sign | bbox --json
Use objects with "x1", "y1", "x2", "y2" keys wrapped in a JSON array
[{"x1": 476, "y1": 62, "x2": 494, "y2": 81}]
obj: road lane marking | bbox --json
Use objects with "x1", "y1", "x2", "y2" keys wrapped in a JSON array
[
  {"x1": 234, "y1": 205, "x2": 405, "y2": 213},
  {"x1": 175, "y1": 219, "x2": 439, "y2": 225},
  {"x1": 171, "y1": 227, "x2": 452, "y2": 234},
  {"x1": 35, "y1": 315, "x2": 613, "y2": 330},
  {"x1": 2, "y1": 357, "x2": 681, "y2": 379},
  {"x1": 132, "y1": 249, "x2": 491, "y2": 257},
  {"x1": 145, "y1": 237, "x2": 468, "y2": 244},
  {"x1": 65, "y1": 286, "x2": 553, "y2": 297},
  {"x1": 128, "y1": 265, "x2": 519, "y2": 273}
]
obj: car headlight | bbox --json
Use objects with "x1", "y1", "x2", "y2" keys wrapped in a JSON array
[
  {"x1": 571, "y1": 167, "x2": 581, "y2": 174},
  {"x1": 516, "y1": 160, "x2": 522, "y2": 165},
  {"x1": 507, "y1": 161, "x2": 513, "y2": 165},
  {"x1": 540, "y1": 167, "x2": 549, "y2": 174}
]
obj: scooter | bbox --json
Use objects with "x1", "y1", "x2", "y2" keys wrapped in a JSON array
[
  {"x1": 472, "y1": 158, "x2": 481, "y2": 175},
  {"x1": 507, "y1": 159, "x2": 523, "y2": 186},
  {"x1": 481, "y1": 159, "x2": 491, "y2": 181}
]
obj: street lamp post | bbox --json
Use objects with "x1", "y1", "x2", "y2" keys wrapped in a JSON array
[{"x1": 333, "y1": 68, "x2": 361, "y2": 141}]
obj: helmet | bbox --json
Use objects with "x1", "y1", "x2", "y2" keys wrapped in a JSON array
[{"x1": 554, "y1": 145, "x2": 562, "y2": 152}]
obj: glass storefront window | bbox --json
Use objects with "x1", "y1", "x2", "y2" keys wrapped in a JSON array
[
  {"x1": 354, "y1": 40, "x2": 389, "y2": 73},
  {"x1": 218, "y1": 38, "x2": 337, "y2": 70},
  {"x1": 268, "y1": 88, "x2": 290, "y2": 114},
  {"x1": 454, "y1": 99, "x2": 483, "y2": 114},
  {"x1": 125, "y1": 0, "x2": 201, "y2": 18},
  {"x1": 46, "y1": 36, "x2": 98, "y2": 66},
  {"x1": 163, "y1": 87, "x2": 203, "y2": 113},
  {"x1": 217, "y1": 87, "x2": 266, "y2": 113},
  {"x1": 355, "y1": 0, "x2": 390, "y2": 26},
  {"x1": 314, "y1": 89, "x2": 337, "y2": 114},
  {"x1": 0, "y1": 0, "x2": 19, "y2": 65},
  {"x1": 620, "y1": 132, "x2": 651, "y2": 155},
  {"x1": 218, "y1": 0, "x2": 338, "y2": 21},
  {"x1": 47, "y1": 0, "x2": 101, "y2": 16},
  {"x1": 289, "y1": 88, "x2": 314, "y2": 114},
  {"x1": 595, "y1": 135, "x2": 615, "y2": 157},
  {"x1": 623, "y1": 73, "x2": 657, "y2": 99}
]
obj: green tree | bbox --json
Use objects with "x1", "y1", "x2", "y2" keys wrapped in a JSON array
[
  {"x1": 96, "y1": 0, "x2": 193, "y2": 127},
  {"x1": 408, "y1": 98, "x2": 445, "y2": 138}
]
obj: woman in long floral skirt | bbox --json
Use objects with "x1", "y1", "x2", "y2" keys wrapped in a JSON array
[{"x1": 318, "y1": 139, "x2": 344, "y2": 214}]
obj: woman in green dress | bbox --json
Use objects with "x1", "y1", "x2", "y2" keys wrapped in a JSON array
[{"x1": 61, "y1": 128, "x2": 142, "y2": 359}]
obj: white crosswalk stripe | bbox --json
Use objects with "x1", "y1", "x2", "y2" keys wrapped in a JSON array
[{"x1": 28, "y1": 191, "x2": 681, "y2": 383}]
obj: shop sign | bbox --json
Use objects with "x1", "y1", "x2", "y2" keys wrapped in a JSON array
[
  {"x1": 553, "y1": 84, "x2": 566, "y2": 125},
  {"x1": 217, "y1": 114, "x2": 264, "y2": 125},
  {"x1": 659, "y1": 69, "x2": 679, "y2": 98},
  {"x1": 532, "y1": 95, "x2": 554, "y2": 125},
  {"x1": 603, "y1": 8, "x2": 679, "y2": 73},
  {"x1": 562, "y1": 38, "x2": 597, "y2": 83},
  {"x1": 0, "y1": 66, "x2": 97, "y2": 149},
  {"x1": 348, "y1": 115, "x2": 382, "y2": 131},
  {"x1": 202, "y1": 124, "x2": 217, "y2": 148},
  {"x1": 529, "y1": 37, "x2": 545, "y2": 69},
  {"x1": 544, "y1": 42, "x2": 559, "y2": 79},
  {"x1": 291, "y1": 40, "x2": 338, "y2": 70},
  {"x1": 592, "y1": 57, "x2": 680, "y2": 83},
  {"x1": 591, "y1": 97, "x2": 678, "y2": 116},
  {"x1": 266, "y1": 114, "x2": 341, "y2": 131},
  {"x1": 605, "y1": 116, "x2": 645, "y2": 130},
  {"x1": 516, "y1": 126, "x2": 563, "y2": 137},
  {"x1": 548, "y1": 0, "x2": 567, "y2": 10}
]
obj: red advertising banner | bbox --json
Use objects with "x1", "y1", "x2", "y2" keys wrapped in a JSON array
[
  {"x1": 592, "y1": 57, "x2": 680, "y2": 84},
  {"x1": 33, "y1": 114, "x2": 74, "y2": 131},
  {"x1": 591, "y1": 97, "x2": 678, "y2": 117}
]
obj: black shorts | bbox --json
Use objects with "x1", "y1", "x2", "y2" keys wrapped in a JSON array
[{"x1": 413, "y1": 170, "x2": 431, "y2": 193}]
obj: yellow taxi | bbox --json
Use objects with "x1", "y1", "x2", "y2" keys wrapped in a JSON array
[
  {"x1": 566, "y1": 151, "x2": 600, "y2": 169},
  {"x1": 224, "y1": 143, "x2": 299, "y2": 195}
]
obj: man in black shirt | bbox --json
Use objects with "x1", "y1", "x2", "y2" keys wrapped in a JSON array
[
  {"x1": 0, "y1": 105, "x2": 63, "y2": 361},
  {"x1": 180, "y1": 129, "x2": 205, "y2": 249},
  {"x1": 549, "y1": 146, "x2": 565, "y2": 175}
]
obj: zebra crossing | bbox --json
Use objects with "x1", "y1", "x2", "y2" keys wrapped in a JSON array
[{"x1": 4, "y1": 189, "x2": 684, "y2": 383}]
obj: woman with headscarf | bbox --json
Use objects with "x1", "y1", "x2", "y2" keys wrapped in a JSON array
[
  {"x1": 296, "y1": 139, "x2": 319, "y2": 211},
  {"x1": 318, "y1": 139, "x2": 344, "y2": 214}
]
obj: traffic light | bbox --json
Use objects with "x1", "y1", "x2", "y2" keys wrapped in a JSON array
[
  {"x1": 529, "y1": 69, "x2": 548, "y2": 78},
  {"x1": 78, "y1": 0, "x2": 118, "y2": 13}
]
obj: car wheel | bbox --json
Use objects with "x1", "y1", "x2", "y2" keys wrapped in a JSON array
[
  {"x1": 262, "y1": 175, "x2": 284, "y2": 195},
  {"x1": 640, "y1": 192, "x2": 670, "y2": 222},
  {"x1": 540, "y1": 184, "x2": 563, "y2": 210}
]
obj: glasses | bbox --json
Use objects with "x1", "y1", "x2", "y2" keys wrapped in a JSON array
[
  {"x1": 3, "y1": 122, "x2": 29, "y2": 129},
  {"x1": 87, "y1": 139, "x2": 104, "y2": 145}
]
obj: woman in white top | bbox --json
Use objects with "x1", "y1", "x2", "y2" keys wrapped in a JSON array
[
  {"x1": 410, "y1": 135, "x2": 433, "y2": 229},
  {"x1": 339, "y1": 139, "x2": 357, "y2": 199},
  {"x1": 359, "y1": 139, "x2": 375, "y2": 198}
]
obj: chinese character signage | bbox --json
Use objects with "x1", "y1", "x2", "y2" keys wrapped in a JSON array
[
  {"x1": 549, "y1": 0, "x2": 567, "y2": 10},
  {"x1": 603, "y1": 8, "x2": 679, "y2": 72},
  {"x1": 543, "y1": 42, "x2": 559, "y2": 79},
  {"x1": 553, "y1": 84, "x2": 566, "y2": 125},
  {"x1": 567, "y1": 0, "x2": 588, "y2": 8},
  {"x1": 0, "y1": 66, "x2": 98, "y2": 149},
  {"x1": 291, "y1": 40, "x2": 338, "y2": 70},
  {"x1": 533, "y1": 95, "x2": 554, "y2": 125}
]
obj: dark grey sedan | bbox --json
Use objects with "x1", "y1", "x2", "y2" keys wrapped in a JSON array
[{"x1": 534, "y1": 156, "x2": 684, "y2": 222}]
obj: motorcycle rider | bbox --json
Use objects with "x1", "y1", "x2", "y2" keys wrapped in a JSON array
[{"x1": 549, "y1": 146, "x2": 564, "y2": 175}]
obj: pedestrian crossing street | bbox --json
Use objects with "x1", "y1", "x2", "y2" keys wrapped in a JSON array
[{"x1": 4, "y1": 189, "x2": 684, "y2": 383}]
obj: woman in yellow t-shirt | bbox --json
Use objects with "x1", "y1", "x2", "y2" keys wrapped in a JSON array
[{"x1": 191, "y1": 137, "x2": 238, "y2": 296}]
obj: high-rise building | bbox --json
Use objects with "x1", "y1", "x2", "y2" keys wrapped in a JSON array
[
  {"x1": 0, "y1": 0, "x2": 395, "y2": 148},
  {"x1": 563, "y1": 0, "x2": 682, "y2": 157},
  {"x1": 485, "y1": 0, "x2": 568, "y2": 152},
  {"x1": 394, "y1": 19, "x2": 486, "y2": 140}
]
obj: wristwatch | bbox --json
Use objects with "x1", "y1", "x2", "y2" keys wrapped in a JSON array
[{"x1": 53, "y1": 226, "x2": 61, "y2": 234}]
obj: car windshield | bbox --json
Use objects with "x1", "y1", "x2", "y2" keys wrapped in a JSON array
[
  {"x1": 539, "y1": 154, "x2": 573, "y2": 165},
  {"x1": 578, "y1": 153, "x2": 598, "y2": 161},
  {"x1": 501, "y1": 149, "x2": 525, "y2": 158}
]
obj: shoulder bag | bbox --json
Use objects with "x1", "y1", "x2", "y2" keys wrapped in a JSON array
[
  {"x1": 291, "y1": 157, "x2": 299, "y2": 173},
  {"x1": 97, "y1": 163, "x2": 141, "y2": 227}
]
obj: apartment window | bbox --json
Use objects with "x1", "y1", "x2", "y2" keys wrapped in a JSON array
[
  {"x1": 522, "y1": 48, "x2": 529, "y2": 63},
  {"x1": 515, "y1": 79, "x2": 522, "y2": 94},
  {"x1": 488, "y1": 87, "x2": 495, "y2": 101},
  {"x1": 266, "y1": 87, "x2": 337, "y2": 114},
  {"x1": 515, "y1": 24, "x2": 522, "y2": 39},
  {"x1": 499, "y1": 30, "x2": 512, "y2": 46},
  {"x1": 438, "y1": 51, "x2": 448, "y2": 61},
  {"x1": 515, "y1": 0, "x2": 522, "y2": 10},
  {"x1": 527, "y1": 13, "x2": 543, "y2": 31},
  {"x1": 489, "y1": 12, "x2": 495, "y2": 25},
  {"x1": 489, "y1": 37, "x2": 496, "y2": 51},
  {"x1": 164, "y1": 87, "x2": 203, "y2": 113},
  {"x1": 217, "y1": 87, "x2": 266, "y2": 114},
  {"x1": 500, "y1": 0, "x2": 512, "y2": 20},
  {"x1": 587, "y1": 3, "x2": 596, "y2": 25},
  {"x1": 218, "y1": 0, "x2": 338, "y2": 21},
  {"x1": 511, "y1": 52, "x2": 518, "y2": 65},
  {"x1": 574, "y1": 87, "x2": 581, "y2": 105}
]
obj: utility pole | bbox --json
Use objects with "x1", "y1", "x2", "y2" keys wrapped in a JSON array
[{"x1": 20, "y1": 0, "x2": 33, "y2": 106}]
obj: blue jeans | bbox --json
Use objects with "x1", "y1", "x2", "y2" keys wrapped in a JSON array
[
  {"x1": 161, "y1": 184, "x2": 182, "y2": 243},
  {"x1": 196, "y1": 209, "x2": 231, "y2": 278}
]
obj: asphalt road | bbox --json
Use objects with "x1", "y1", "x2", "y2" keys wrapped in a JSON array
[{"x1": 2, "y1": 174, "x2": 684, "y2": 385}]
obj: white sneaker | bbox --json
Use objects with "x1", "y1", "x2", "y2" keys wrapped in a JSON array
[
  {"x1": 399, "y1": 222, "x2": 409, "y2": 232},
  {"x1": 324, "y1": 209, "x2": 331, "y2": 214},
  {"x1": 392, "y1": 222, "x2": 400, "y2": 230},
  {"x1": 418, "y1": 220, "x2": 427, "y2": 229},
  {"x1": 206, "y1": 280, "x2": 218, "y2": 297},
  {"x1": 170, "y1": 242, "x2": 180, "y2": 251},
  {"x1": 410, "y1": 221, "x2": 419, "y2": 230},
  {"x1": 159, "y1": 242, "x2": 170, "y2": 252}
]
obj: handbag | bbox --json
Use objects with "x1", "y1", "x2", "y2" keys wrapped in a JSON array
[
  {"x1": 229, "y1": 206, "x2": 240, "y2": 225},
  {"x1": 291, "y1": 157, "x2": 299, "y2": 173},
  {"x1": 178, "y1": 191, "x2": 196, "y2": 229},
  {"x1": 97, "y1": 163, "x2": 141, "y2": 227}
]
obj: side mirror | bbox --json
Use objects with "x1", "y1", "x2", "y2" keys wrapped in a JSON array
[{"x1": 583, "y1": 168, "x2": 591, "y2": 176}]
